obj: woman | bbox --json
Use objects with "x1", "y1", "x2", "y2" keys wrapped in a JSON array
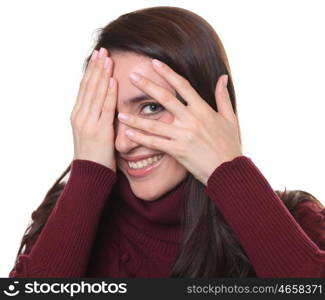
[{"x1": 9, "y1": 6, "x2": 325, "y2": 278}]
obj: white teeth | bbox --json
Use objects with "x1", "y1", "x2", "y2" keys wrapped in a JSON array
[{"x1": 127, "y1": 155, "x2": 163, "y2": 169}]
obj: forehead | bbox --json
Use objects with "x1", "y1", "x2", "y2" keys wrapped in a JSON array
[{"x1": 109, "y1": 51, "x2": 175, "y2": 107}]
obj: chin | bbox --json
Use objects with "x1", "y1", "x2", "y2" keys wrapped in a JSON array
[
  {"x1": 128, "y1": 170, "x2": 188, "y2": 201},
  {"x1": 131, "y1": 183, "x2": 166, "y2": 201}
]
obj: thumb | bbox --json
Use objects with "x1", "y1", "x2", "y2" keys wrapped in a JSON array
[{"x1": 215, "y1": 74, "x2": 235, "y2": 122}]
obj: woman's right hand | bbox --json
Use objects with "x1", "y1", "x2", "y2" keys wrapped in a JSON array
[{"x1": 70, "y1": 47, "x2": 117, "y2": 172}]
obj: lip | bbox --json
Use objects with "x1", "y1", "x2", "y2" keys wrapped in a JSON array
[{"x1": 121, "y1": 154, "x2": 165, "y2": 178}]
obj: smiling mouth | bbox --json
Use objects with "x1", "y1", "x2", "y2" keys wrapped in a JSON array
[
  {"x1": 122, "y1": 154, "x2": 165, "y2": 178},
  {"x1": 127, "y1": 154, "x2": 163, "y2": 169}
]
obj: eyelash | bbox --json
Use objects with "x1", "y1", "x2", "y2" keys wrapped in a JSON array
[
  {"x1": 140, "y1": 102, "x2": 165, "y2": 115},
  {"x1": 113, "y1": 102, "x2": 165, "y2": 121}
]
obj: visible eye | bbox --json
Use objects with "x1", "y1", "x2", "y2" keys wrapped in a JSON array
[{"x1": 140, "y1": 102, "x2": 165, "y2": 116}]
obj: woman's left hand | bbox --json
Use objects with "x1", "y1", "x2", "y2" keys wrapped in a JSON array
[{"x1": 117, "y1": 59, "x2": 243, "y2": 186}]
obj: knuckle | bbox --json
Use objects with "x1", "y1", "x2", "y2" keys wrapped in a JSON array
[
  {"x1": 177, "y1": 77, "x2": 190, "y2": 90},
  {"x1": 186, "y1": 114, "x2": 198, "y2": 127},
  {"x1": 96, "y1": 84, "x2": 106, "y2": 97},
  {"x1": 102, "y1": 100, "x2": 111, "y2": 112},
  {"x1": 99, "y1": 68, "x2": 109, "y2": 80},
  {"x1": 147, "y1": 136, "x2": 156, "y2": 147},
  {"x1": 101, "y1": 103, "x2": 109, "y2": 112},
  {"x1": 138, "y1": 76, "x2": 148, "y2": 86},
  {"x1": 86, "y1": 80, "x2": 97, "y2": 92},
  {"x1": 175, "y1": 142, "x2": 186, "y2": 157},
  {"x1": 70, "y1": 109, "x2": 81, "y2": 126},
  {"x1": 79, "y1": 78, "x2": 86, "y2": 90},
  {"x1": 159, "y1": 92, "x2": 171, "y2": 103},
  {"x1": 95, "y1": 59, "x2": 103, "y2": 69},
  {"x1": 70, "y1": 112, "x2": 76, "y2": 125},
  {"x1": 72, "y1": 117, "x2": 84, "y2": 130},
  {"x1": 82, "y1": 121, "x2": 96, "y2": 136},
  {"x1": 190, "y1": 120, "x2": 200, "y2": 131},
  {"x1": 147, "y1": 122, "x2": 157, "y2": 132},
  {"x1": 183, "y1": 129, "x2": 194, "y2": 141}
]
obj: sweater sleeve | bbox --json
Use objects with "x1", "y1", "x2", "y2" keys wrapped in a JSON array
[
  {"x1": 204, "y1": 155, "x2": 325, "y2": 278},
  {"x1": 9, "y1": 159, "x2": 117, "y2": 278},
  {"x1": 291, "y1": 200, "x2": 325, "y2": 251}
]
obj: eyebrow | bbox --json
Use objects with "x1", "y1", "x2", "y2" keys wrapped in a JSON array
[{"x1": 123, "y1": 94, "x2": 153, "y2": 105}]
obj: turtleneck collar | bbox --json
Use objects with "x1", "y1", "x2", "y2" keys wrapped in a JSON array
[{"x1": 112, "y1": 170, "x2": 189, "y2": 243}]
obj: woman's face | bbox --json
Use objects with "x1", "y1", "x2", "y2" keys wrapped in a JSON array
[{"x1": 111, "y1": 51, "x2": 188, "y2": 201}]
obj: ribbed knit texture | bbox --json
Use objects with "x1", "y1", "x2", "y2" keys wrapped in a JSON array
[
  {"x1": 204, "y1": 156, "x2": 325, "y2": 277},
  {"x1": 9, "y1": 159, "x2": 117, "y2": 277},
  {"x1": 9, "y1": 156, "x2": 325, "y2": 278}
]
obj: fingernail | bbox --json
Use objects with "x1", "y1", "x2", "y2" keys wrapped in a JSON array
[
  {"x1": 152, "y1": 59, "x2": 163, "y2": 67},
  {"x1": 98, "y1": 47, "x2": 105, "y2": 58},
  {"x1": 104, "y1": 56, "x2": 110, "y2": 69},
  {"x1": 118, "y1": 113, "x2": 129, "y2": 120},
  {"x1": 109, "y1": 77, "x2": 114, "y2": 88},
  {"x1": 129, "y1": 72, "x2": 141, "y2": 81},
  {"x1": 223, "y1": 75, "x2": 228, "y2": 88},
  {"x1": 125, "y1": 130, "x2": 134, "y2": 137},
  {"x1": 91, "y1": 50, "x2": 98, "y2": 61}
]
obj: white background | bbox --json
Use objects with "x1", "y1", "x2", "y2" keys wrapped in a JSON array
[{"x1": 1, "y1": 0, "x2": 324, "y2": 277}]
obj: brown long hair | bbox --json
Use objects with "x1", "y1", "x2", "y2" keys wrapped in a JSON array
[{"x1": 14, "y1": 6, "x2": 324, "y2": 277}]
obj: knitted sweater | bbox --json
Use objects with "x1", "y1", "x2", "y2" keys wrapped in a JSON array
[{"x1": 9, "y1": 156, "x2": 325, "y2": 277}]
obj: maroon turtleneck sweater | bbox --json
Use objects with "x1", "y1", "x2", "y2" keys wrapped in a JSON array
[{"x1": 9, "y1": 156, "x2": 325, "y2": 277}]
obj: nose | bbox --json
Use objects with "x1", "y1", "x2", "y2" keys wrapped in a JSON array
[{"x1": 114, "y1": 120, "x2": 141, "y2": 154}]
